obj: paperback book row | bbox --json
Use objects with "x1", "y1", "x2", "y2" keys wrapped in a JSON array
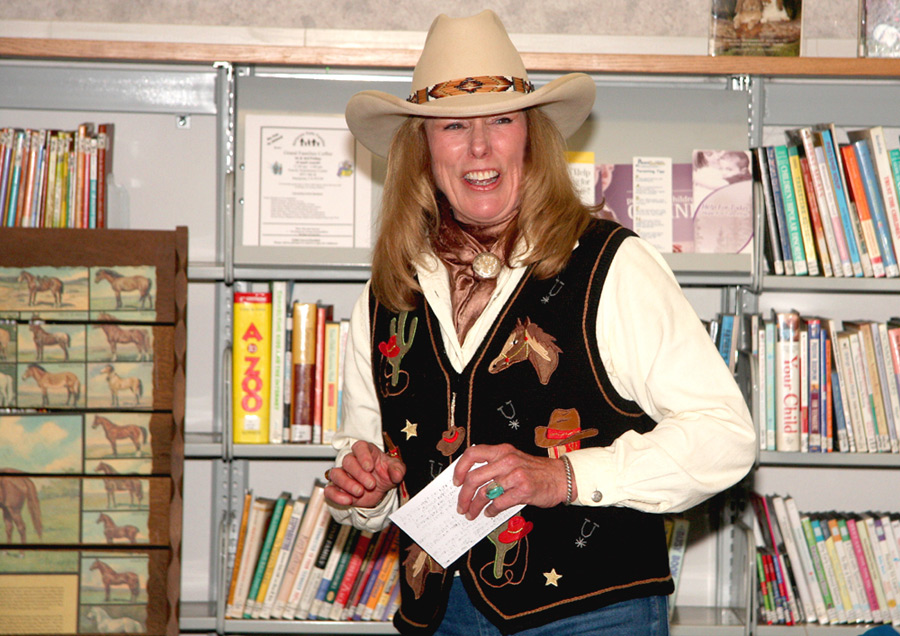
[
  {"x1": 224, "y1": 481, "x2": 400, "y2": 623},
  {"x1": 0, "y1": 124, "x2": 113, "y2": 229},
  {"x1": 750, "y1": 311, "x2": 900, "y2": 454},
  {"x1": 750, "y1": 491, "x2": 900, "y2": 626},
  {"x1": 754, "y1": 124, "x2": 900, "y2": 279},
  {"x1": 232, "y1": 281, "x2": 350, "y2": 445}
]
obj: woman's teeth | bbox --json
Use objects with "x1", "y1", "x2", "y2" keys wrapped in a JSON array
[{"x1": 464, "y1": 170, "x2": 499, "y2": 186}]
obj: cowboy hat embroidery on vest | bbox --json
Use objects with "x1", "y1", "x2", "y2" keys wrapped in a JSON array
[{"x1": 534, "y1": 408, "x2": 599, "y2": 458}]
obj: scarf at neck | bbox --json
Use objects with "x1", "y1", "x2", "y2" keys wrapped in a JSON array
[{"x1": 431, "y1": 205, "x2": 516, "y2": 343}]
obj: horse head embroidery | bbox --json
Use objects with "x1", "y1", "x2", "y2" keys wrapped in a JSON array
[{"x1": 488, "y1": 318, "x2": 561, "y2": 385}]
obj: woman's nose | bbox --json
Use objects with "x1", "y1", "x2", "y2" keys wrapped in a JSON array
[{"x1": 468, "y1": 121, "x2": 490, "y2": 158}]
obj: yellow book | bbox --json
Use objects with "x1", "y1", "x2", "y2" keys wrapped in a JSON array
[
  {"x1": 321, "y1": 321, "x2": 341, "y2": 445},
  {"x1": 233, "y1": 283, "x2": 272, "y2": 444}
]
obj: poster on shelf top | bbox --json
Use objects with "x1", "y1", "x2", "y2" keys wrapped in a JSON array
[
  {"x1": 238, "y1": 113, "x2": 374, "y2": 266},
  {"x1": 709, "y1": 0, "x2": 802, "y2": 56},
  {"x1": 861, "y1": 0, "x2": 900, "y2": 57}
]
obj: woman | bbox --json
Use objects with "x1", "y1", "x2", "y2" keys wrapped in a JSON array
[{"x1": 324, "y1": 10, "x2": 755, "y2": 636}]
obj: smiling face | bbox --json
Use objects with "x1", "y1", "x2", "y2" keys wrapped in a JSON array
[{"x1": 424, "y1": 111, "x2": 527, "y2": 226}]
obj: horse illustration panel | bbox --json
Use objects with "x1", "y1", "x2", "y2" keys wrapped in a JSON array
[
  {"x1": 0, "y1": 266, "x2": 90, "y2": 314},
  {"x1": 87, "y1": 362, "x2": 153, "y2": 410},
  {"x1": 17, "y1": 362, "x2": 85, "y2": 409},
  {"x1": 80, "y1": 476, "x2": 170, "y2": 546},
  {"x1": 0, "y1": 321, "x2": 15, "y2": 361},
  {"x1": 90, "y1": 266, "x2": 157, "y2": 320},
  {"x1": 0, "y1": 413, "x2": 84, "y2": 474},
  {"x1": 80, "y1": 554, "x2": 148, "y2": 605},
  {"x1": 82, "y1": 511, "x2": 149, "y2": 546},
  {"x1": 88, "y1": 316, "x2": 154, "y2": 363},
  {"x1": 0, "y1": 363, "x2": 15, "y2": 408},
  {"x1": 17, "y1": 321, "x2": 87, "y2": 363},
  {"x1": 0, "y1": 475, "x2": 80, "y2": 546}
]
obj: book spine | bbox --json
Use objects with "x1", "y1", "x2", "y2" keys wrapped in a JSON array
[
  {"x1": 854, "y1": 324, "x2": 891, "y2": 452},
  {"x1": 294, "y1": 517, "x2": 341, "y2": 620},
  {"x1": 847, "y1": 330, "x2": 880, "y2": 452},
  {"x1": 786, "y1": 145, "x2": 820, "y2": 275},
  {"x1": 269, "y1": 281, "x2": 287, "y2": 444},
  {"x1": 771, "y1": 496, "x2": 821, "y2": 623},
  {"x1": 765, "y1": 319, "x2": 777, "y2": 450},
  {"x1": 229, "y1": 498, "x2": 275, "y2": 619},
  {"x1": 88, "y1": 136, "x2": 98, "y2": 228},
  {"x1": 799, "y1": 156, "x2": 834, "y2": 277},
  {"x1": 810, "y1": 518, "x2": 846, "y2": 623},
  {"x1": 857, "y1": 517, "x2": 890, "y2": 622},
  {"x1": 282, "y1": 509, "x2": 334, "y2": 620},
  {"x1": 232, "y1": 286, "x2": 273, "y2": 444},
  {"x1": 854, "y1": 139, "x2": 899, "y2": 277},
  {"x1": 225, "y1": 490, "x2": 254, "y2": 617},
  {"x1": 243, "y1": 494, "x2": 289, "y2": 618},
  {"x1": 97, "y1": 123, "x2": 109, "y2": 228},
  {"x1": 329, "y1": 529, "x2": 374, "y2": 620},
  {"x1": 774, "y1": 145, "x2": 809, "y2": 275},
  {"x1": 873, "y1": 323, "x2": 900, "y2": 452},
  {"x1": 846, "y1": 517, "x2": 883, "y2": 622},
  {"x1": 836, "y1": 517, "x2": 872, "y2": 622},
  {"x1": 876, "y1": 516, "x2": 900, "y2": 623},
  {"x1": 271, "y1": 482, "x2": 325, "y2": 619},
  {"x1": 820, "y1": 129, "x2": 864, "y2": 277},
  {"x1": 820, "y1": 519, "x2": 854, "y2": 621},
  {"x1": 322, "y1": 321, "x2": 341, "y2": 445},
  {"x1": 767, "y1": 147, "x2": 796, "y2": 275},
  {"x1": 814, "y1": 143, "x2": 853, "y2": 277},
  {"x1": 868, "y1": 517, "x2": 900, "y2": 623},
  {"x1": 309, "y1": 522, "x2": 353, "y2": 619},
  {"x1": 667, "y1": 517, "x2": 690, "y2": 619},
  {"x1": 799, "y1": 514, "x2": 837, "y2": 623},
  {"x1": 841, "y1": 143, "x2": 886, "y2": 278},
  {"x1": 755, "y1": 147, "x2": 785, "y2": 275},
  {"x1": 867, "y1": 127, "x2": 900, "y2": 267},
  {"x1": 775, "y1": 311, "x2": 802, "y2": 451},
  {"x1": 258, "y1": 498, "x2": 305, "y2": 619},
  {"x1": 250, "y1": 496, "x2": 295, "y2": 618},
  {"x1": 289, "y1": 302, "x2": 317, "y2": 443},
  {"x1": 799, "y1": 127, "x2": 845, "y2": 277},
  {"x1": 808, "y1": 319, "x2": 822, "y2": 452}
]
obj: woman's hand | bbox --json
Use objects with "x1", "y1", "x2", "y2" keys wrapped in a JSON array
[
  {"x1": 452, "y1": 443, "x2": 573, "y2": 519},
  {"x1": 324, "y1": 440, "x2": 406, "y2": 509}
]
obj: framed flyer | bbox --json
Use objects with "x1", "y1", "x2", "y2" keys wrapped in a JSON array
[{"x1": 236, "y1": 113, "x2": 374, "y2": 268}]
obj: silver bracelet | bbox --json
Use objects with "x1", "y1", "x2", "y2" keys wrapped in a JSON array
[{"x1": 561, "y1": 454, "x2": 574, "y2": 505}]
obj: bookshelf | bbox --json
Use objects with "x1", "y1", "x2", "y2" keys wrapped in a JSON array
[{"x1": 5, "y1": 36, "x2": 900, "y2": 636}]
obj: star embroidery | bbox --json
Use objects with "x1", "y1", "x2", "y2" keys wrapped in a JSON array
[
  {"x1": 543, "y1": 568, "x2": 562, "y2": 586},
  {"x1": 575, "y1": 537, "x2": 587, "y2": 548},
  {"x1": 508, "y1": 420, "x2": 520, "y2": 430},
  {"x1": 401, "y1": 420, "x2": 418, "y2": 439}
]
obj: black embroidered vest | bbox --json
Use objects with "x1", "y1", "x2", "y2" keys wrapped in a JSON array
[{"x1": 370, "y1": 220, "x2": 674, "y2": 635}]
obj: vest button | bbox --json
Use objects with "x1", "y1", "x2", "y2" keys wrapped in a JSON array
[{"x1": 591, "y1": 491, "x2": 603, "y2": 503}]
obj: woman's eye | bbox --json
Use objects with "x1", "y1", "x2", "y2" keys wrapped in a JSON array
[
  {"x1": 493, "y1": 116, "x2": 513, "y2": 125},
  {"x1": 443, "y1": 121, "x2": 464, "y2": 130}
]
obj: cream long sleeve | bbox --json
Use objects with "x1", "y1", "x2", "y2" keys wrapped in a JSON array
[{"x1": 330, "y1": 235, "x2": 756, "y2": 531}]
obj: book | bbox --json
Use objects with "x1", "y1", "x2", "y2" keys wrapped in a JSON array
[
  {"x1": 312, "y1": 304, "x2": 334, "y2": 444},
  {"x1": 328, "y1": 529, "x2": 375, "y2": 620},
  {"x1": 257, "y1": 495, "x2": 307, "y2": 619},
  {"x1": 246, "y1": 491, "x2": 294, "y2": 618},
  {"x1": 766, "y1": 146, "x2": 796, "y2": 275},
  {"x1": 796, "y1": 505, "x2": 839, "y2": 623},
  {"x1": 336, "y1": 318, "x2": 351, "y2": 436},
  {"x1": 342, "y1": 524, "x2": 395, "y2": 620},
  {"x1": 848, "y1": 126, "x2": 900, "y2": 269},
  {"x1": 232, "y1": 282, "x2": 273, "y2": 444},
  {"x1": 289, "y1": 301, "x2": 318, "y2": 443},
  {"x1": 269, "y1": 280, "x2": 288, "y2": 444},
  {"x1": 775, "y1": 310, "x2": 801, "y2": 451},
  {"x1": 709, "y1": 0, "x2": 802, "y2": 57},
  {"x1": 844, "y1": 321, "x2": 891, "y2": 452},
  {"x1": 811, "y1": 135, "x2": 853, "y2": 277},
  {"x1": 863, "y1": 514, "x2": 900, "y2": 622},
  {"x1": 851, "y1": 138, "x2": 900, "y2": 277},
  {"x1": 227, "y1": 495, "x2": 276, "y2": 619},
  {"x1": 846, "y1": 515, "x2": 884, "y2": 622},
  {"x1": 667, "y1": 516, "x2": 690, "y2": 619},
  {"x1": 281, "y1": 500, "x2": 336, "y2": 620},
  {"x1": 810, "y1": 516, "x2": 846, "y2": 623},
  {"x1": 771, "y1": 494, "x2": 826, "y2": 623},
  {"x1": 806, "y1": 318, "x2": 822, "y2": 452},
  {"x1": 875, "y1": 515, "x2": 900, "y2": 622},
  {"x1": 691, "y1": 149, "x2": 754, "y2": 254},
  {"x1": 874, "y1": 322, "x2": 900, "y2": 452},
  {"x1": 817, "y1": 516, "x2": 854, "y2": 622},
  {"x1": 841, "y1": 142, "x2": 886, "y2": 278},
  {"x1": 794, "y1": 127, "x2": 845, "y2": 277},
  {"x1": 311, "y1": 524, "x2": 361, "y2": 619},
  {"x1": 834, "y1": 517, "x2": 872, "y2": 622},
  {"x1": 751, "y1": 493, "x2": 799, "y2": 623},
  {"x1": 350, "y1": 524, "x2": 398, "y2": 620},
  {"x1": 764, "y1": 318, "x2": 777, "y2": 450},
  {"x1": 836, "y1": 330, "x2": 875, "y2": 452},
  {"x1": 321, "y1": 320, "x2": 342, "y2": 445},
  {"x1": 754, "y1": 147, "x2": 785, "y2": 275},
  {"x1": 855, "y1": 515, "x2": 890, "y2": 622},
  {"x1": 773, "y1": 145, "x2": 809, "y2": 275},
  {"x1": 271, "y1": 480, "x2": 327, "y2": 619},
  {"x1": 785, "y1": 144, "x2": 820, "y2": 275},
  {"x1": 360, "y1": 528, "x2": 400, "y2": 620},
  {"x1": 96, "y1": 123, "x2": 111, "y2": 228},
  {"x1": 225, "y1": 490, "x2": 254, "y2": 617},
  {"x1": 292, "y1": 516, "x2": 342, "y2": 620},
  {"x1": 816, "y1": 126, "x2": 865, "y2": 277}
]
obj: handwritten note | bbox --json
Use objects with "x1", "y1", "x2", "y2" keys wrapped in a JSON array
[{"x1": 388, "y1": 457, "x2": 525, "y2": 568}]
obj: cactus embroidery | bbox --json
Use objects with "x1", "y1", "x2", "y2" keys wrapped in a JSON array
[{"x1": 380, "y1": 311, "x2": 417, "y2": 387}]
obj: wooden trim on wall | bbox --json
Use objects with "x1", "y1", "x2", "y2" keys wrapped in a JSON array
[{"x1": 5, "y1": 37, "x2": 900, "y2": 78}]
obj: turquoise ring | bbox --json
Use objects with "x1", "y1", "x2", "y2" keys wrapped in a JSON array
[{"x1": 486, "y1": 484, "x2": 504, "y2": 500}]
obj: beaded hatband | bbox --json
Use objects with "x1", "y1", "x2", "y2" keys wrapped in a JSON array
[{"x1": 407, "y1": 75, "x2": 535, "y2": 104}]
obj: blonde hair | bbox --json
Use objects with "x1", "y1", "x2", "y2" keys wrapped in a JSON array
[{"x1": 371, "y1": 108, "x2": 595, "y2": 312}]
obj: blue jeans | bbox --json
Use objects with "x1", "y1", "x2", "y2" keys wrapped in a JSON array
[{"x1": 435, "y1": 576, "x2": 670, "y2": 635}]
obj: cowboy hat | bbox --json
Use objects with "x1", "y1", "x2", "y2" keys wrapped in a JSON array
[
  {"x1": 534, "y1": 408, "x2": 599, "y2": 448},
  {"x1": 345, "y1": 10, "x2": 596, "y2": 157}
]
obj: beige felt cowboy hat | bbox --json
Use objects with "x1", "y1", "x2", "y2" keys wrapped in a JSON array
[{"x1": 345, "y1": 9, "x2": 596, "y2": 157}]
